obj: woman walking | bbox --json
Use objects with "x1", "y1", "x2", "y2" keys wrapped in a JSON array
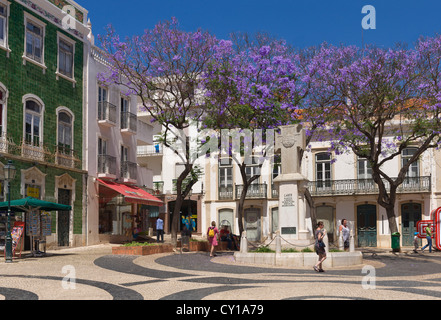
[
  {"x1": 314, "y1": 221, "x2": 327, "y2": 272},
  {"x1": 207, "y1": 221, "x2": 219, "y2": 257}
]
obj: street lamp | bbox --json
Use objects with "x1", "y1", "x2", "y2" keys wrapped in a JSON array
[{"x1": 4, "y1": 160, "x2": 16, "y2": 263}]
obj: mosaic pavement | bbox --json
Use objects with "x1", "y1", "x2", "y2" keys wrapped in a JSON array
[{"x1": 1, "y1": 244, "x2": 441, "y2": 301}]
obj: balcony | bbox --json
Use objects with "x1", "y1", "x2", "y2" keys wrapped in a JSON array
[
  {"x1": 55, "y1": 146, "x2": 81, "y2": 169},
  {"x1": 235, "y1": 184, "x2": 267, "y2": 199},
  {"x1": 219, "y1": 185, "x2": 234, "y2": 200},
  {"x1": 152, "y1": 181, "x2": 164, "y2": 195},
  {"x1": 137, "y1": 144, "x2": 163, "y2": 167},
  {"x1": 21, "y1": 140, "x2": 49, "y2": 162},
  {"x1": 121, "y1": 112, "x2": 137, "y2": 135},
  {"x1": 97, "y1": 101, "x2": 117, "y2": 127},
  {"x1": 97, "y1": 154, "x2": 117, "y2": 179},
  {"x1": 307, "y1": 176, "x2": 431, "y2": 197},
  {"x1": 121, "y1": 161, "x2": 137, "y2": 183},
  {"x1": 137, "y1": 144, "x2": 163, "y2": 156}
]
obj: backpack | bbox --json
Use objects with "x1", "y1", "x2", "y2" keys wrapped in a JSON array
[{"x1": 208, "y1": 227, "x2": 215, "y2": 238}]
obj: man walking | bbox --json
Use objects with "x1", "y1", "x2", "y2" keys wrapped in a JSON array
[
  {"x1": 422, "y1": 223, "x2": 433, "y2": 253},
  {"x1": 156, "y1": 216, "x2": 164, "y2": 243}
]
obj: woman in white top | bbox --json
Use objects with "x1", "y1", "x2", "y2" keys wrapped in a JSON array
[{"x1": 339, "y1": 219, "x2": 350, "y2": 251}]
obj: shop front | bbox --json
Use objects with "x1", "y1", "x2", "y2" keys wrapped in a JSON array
[{"x1": 97, "y1": 179, "x2": 163, "y2": 243}]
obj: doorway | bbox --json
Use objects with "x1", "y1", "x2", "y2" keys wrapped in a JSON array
[
  {"x1": 401, "y1": 203, "x2": 422, "y2": 246},
  {"x1": 57, "y1": 188, "x2": 71, "y2": 246},
  {"x1": 244, "y1": 208, "x2": 261, "y2": 242},
  {"x1": 357, "y1": 204, "x2": 377, "y2": 247}
]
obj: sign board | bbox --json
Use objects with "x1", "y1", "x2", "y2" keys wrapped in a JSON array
[
  {"x1": 417, "y1": 206, "x2": 441, "y2": 250},
  {"x1": 11, "y1": 225, "x2": 24, "y2": 256},
  {"x1": 416, "y1": 220, "x2": 434, "y2": 239},
  {"x1": 281, "y1": 227, "x2": 296, "y2": 235}
]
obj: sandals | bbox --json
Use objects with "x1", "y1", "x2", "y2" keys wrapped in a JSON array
[{"x1": 313, "y1": 266, "x2": 325, "y2": 272}]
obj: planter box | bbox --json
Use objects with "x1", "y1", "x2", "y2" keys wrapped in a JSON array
[
  {"x1": 189, "y1": 241, "x2": 209, "y2": 252},
  {"x1": 112, "y1": 244, "x2": 174, "y2": 256}
]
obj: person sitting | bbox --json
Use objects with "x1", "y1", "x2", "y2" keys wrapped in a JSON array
[{"x1": 220, "y1": 225, "x2": 233, "y2": 250}]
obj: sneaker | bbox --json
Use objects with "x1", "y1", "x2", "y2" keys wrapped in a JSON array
[
  {"x1": 313, "y1": 266, "x2": 319, "y2": 272},
  {"x1": 319, "y1": 269, "x2": 325, "y2": 272}
]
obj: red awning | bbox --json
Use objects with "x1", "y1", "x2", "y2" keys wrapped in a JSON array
[{"x1": 97, "y1": 179, "x2": 163, "y2": 206}]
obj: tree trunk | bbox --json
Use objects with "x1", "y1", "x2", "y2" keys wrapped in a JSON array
[
  {"x1": 237, "y1": 183, "x2": 247, "y2": 237},
  {"x1": 170, "y1": 196, "x2": 183, "y2": 247},
  {"x1": 385, "y1": 205, "x2": 398, "y2": 234}
]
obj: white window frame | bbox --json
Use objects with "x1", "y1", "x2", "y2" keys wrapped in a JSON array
[
  {"x1": 22, "y1": 94, "x2": 44, "y2": 148},
  {"x1": 0, "y1": 0, "x2": 11, "y2": 55},
  {"x1": 56, "y1": 32, "x2": 76, "y2": 85},
  {"x1": 56, "y1": 107, "x2": 74, "y2": 153},
  {"x1": 0, "y1": 82, "x2": 8, "y2": 138},
  {"x1": 22, "y1": 12, "x2": 47, "y2": 71}
]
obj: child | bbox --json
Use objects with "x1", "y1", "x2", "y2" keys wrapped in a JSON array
[{"x1": 414, "y1": 232, "x2": 419, "y2": 253}]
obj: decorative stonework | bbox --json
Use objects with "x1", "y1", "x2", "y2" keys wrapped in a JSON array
[
  {"x1": 17, "y1": 0, "x2": 85, "y2": 39},
  {"x1": 47, "y1": 0, "x2": 84, "y2": 23}
]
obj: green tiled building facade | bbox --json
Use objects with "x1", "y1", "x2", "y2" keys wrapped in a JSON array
[{"x1": 0, "y1": 0, "x2": 89, "y2": 247}]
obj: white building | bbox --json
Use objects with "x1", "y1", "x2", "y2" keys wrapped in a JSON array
[
  {"x1": 84, "y1": 29, "x2": 161, "y2": 245},
  {"x1": 152, "y1": 121, "x2": 440, "y2": 249}
]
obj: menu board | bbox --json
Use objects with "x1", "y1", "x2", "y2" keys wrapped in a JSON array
[
  {"x1": 26, "y1": 211, "x2": 40, "y2": 235},
  {"x1": 41, "y1": 212, "x2": 52, "y2": 236}
]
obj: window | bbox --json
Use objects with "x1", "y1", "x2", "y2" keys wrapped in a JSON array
[
  {"x1": 357, "y1": 158, "x2": 372, "y2": 180},
  {"x1": 315, "y1": 152, "x2": 331, "y2": 188},
  {"x1": 0, "y1": 3, "x2": 7, "y2": 48},
  {"x1": 121, "y1": 96, "x2": 129, "y2": 113},
  {"x1": 245, "y1": 156, "x2": 261, "y2": 184},
  {"x1": 58, "y1": 111, "x2": 72, "y2": 153},
  {"x1": 99, "y1": 86, "x2": 108, "y2": 103},
  {"x1": 58, "y1": 38, "x2": 73, "y2": 78},
  {"x1": 357, "y1": 157, "x2": 374, "y2": 190},
  {"x1": 271, "y1": 155, "x2": 281, "y2": 197},
  {"x1": 121, "y1": 145, "x2": 129, "y2": 163},
  {"x1": 98, "y1": 137, "x2": 107, "y2": 156},
  {"x1": 25, "y1": 20, "x2": 43, "y2": 63},
  {"x1": 402, "y1": 147, "x2": 419, "y2": 178},
  {"x1": 219, "y1": 158, "x2": 233, "y2": 199},
  {"x1": 0, "y1": 87, "x2": 4, "y2": 136},
  {"x1": 24, "y1": 100, "x2": 42, "y2": 147}
]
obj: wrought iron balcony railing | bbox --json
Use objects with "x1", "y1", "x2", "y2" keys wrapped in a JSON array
[
  {"x1": 97, "y1": 101, "x2": 117, "y2": 125},
  {"x1": 308, "y1": 176, "x2": 431, "y2": 196},
  {"x1": 235, "y1": 183, "x2": 267, "y2": 199},
  {"x1": 219, "y1": 185, "x2": 234, "y2": 200},
  {"x1": 97, "y1": 154, "x2": 116, "y2": 176},
  {"x1": 121, "y1": 111, "x2": 137, "y2": 133},
  {"x1": 121, "y1": 160, "x2": 137, "y2": 181},
  {"x1": 55, "y1": 145, "x2": 81, "y2": 169}
]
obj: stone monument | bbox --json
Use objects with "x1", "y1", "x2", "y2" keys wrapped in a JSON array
[{"x1": 273, "y1": 124, "x2": 310, "y2": 246}]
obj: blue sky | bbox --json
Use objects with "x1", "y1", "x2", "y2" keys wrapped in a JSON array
[{"x1": 76, "y1": 0, "x2": 441, "y2": 49}]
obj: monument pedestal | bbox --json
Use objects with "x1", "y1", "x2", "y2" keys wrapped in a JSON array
[
  {"x1": 274, "y1": 173, "x2": 310, "y2": 246},
  {"x1": 274, "y1": 124, "x2": 312, "y2": 247}
]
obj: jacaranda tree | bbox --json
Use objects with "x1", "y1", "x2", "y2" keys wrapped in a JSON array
[
  {"x1": 202, "y1": 36, "x2": 305, "y2": 237},
  {"x1": 316, "y1": 39, "x2": 441, "y2": 234},
  {"x1": 98, "y1": 18, "x2": 218, "y2": 246}
]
